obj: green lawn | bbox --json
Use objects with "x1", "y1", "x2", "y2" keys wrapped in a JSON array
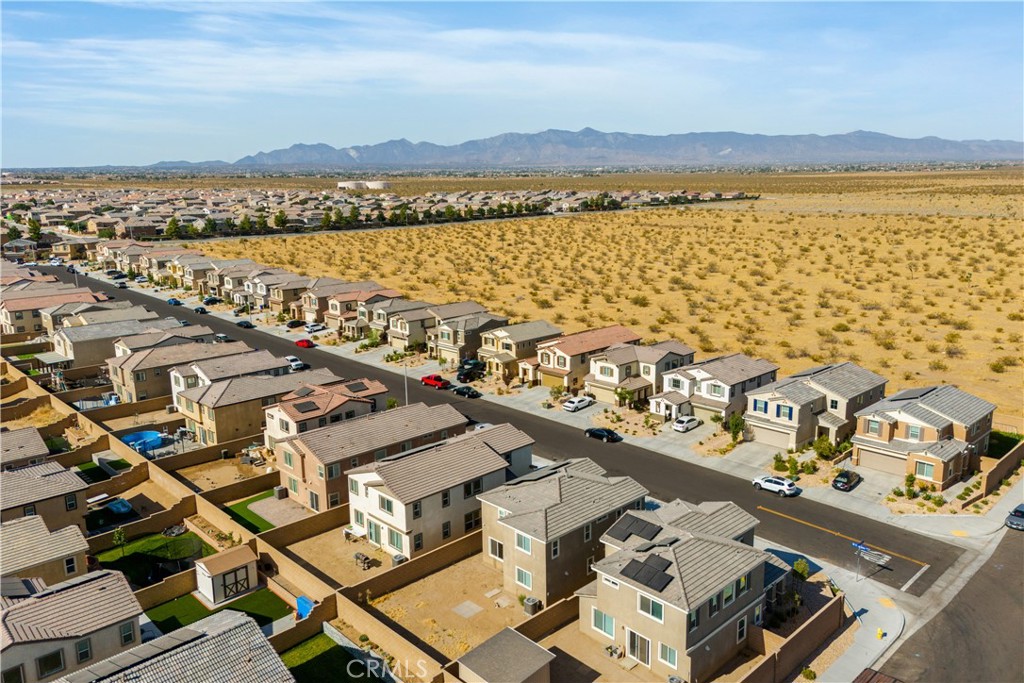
[
  {"x1": 15, "y1": 353, "x2": 35, "y2": 360},
  {"x1": 281, "y1": 634, "x2": 367, "y2": 683},
  {"x1": 76, "y1": 461, "x2": 111, "y2": 484},
  {"x1": 146, "y1": 588, "x2": 293, "y2": 634},
  {"x1": 97, "y1": 532, "x2": 214, "y2": 586},
  {"x1": 989, "y1": 431, "x2": 1024, "y2": 459},
  {"x1": 108, "y1": 458, "x2": 132, "y2": 471},
  {"x1": 225, "y1": 490, "x2": 276, "y2": 533}
]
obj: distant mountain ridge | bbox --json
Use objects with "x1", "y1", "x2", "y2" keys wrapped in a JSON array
[{"x1": 154, "y1": 128, "x2": 1024, "y2": 168}]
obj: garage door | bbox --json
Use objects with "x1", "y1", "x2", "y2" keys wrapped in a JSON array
[
  {"x1": 540, "y1": 373, "x2": 563, "y2": 389},
  {"x1": 692, "y1": 405, "x2": 720, "y2": 424},
  {"x1": 752, "y1": 425, "x2": 793, "y2": 450},
  {"x1": 856, "y1": 447, "x2": 906, "y2": 476}
]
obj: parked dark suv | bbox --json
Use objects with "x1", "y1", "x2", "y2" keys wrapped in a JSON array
[{"x1": 457, "y1": 367, "x2": 485, "y2": 383}]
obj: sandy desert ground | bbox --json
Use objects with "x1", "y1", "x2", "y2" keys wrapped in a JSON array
[{"x1": 194, "y1": 169, "x2": 1023, "y2": 426}]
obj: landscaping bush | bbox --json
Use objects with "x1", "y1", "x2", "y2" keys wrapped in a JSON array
[
  {"x1": 802, "y1": 667, "x2": 818, "y2": 680},
  {"x1": 801, "y1": 459, "x2": 819, "y2": 475},
  {"x1": 787, "y1": 456, "x2": 800, "y2": 478},
  {"x1": 773, "y1": 453, "x2": 788, "y2": 472}
]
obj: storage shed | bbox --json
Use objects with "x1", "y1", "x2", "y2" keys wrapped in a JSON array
[{"x1": 194, "y1": 545, "x2": 258, "y2": 605}]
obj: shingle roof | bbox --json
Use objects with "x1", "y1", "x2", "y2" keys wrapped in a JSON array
[
  {"x1": 855, "y1": 385, "x2": 995, "y2": 426},
  {"x1": 0, "y1": 427, "x2": 50, "y2": 465},
  {"x1": 348, "y1": 438, "x2": 508, "y2": 502},
  {"x1": 0, "y1": 516, "x2": 88, "y2": 576},
  {"x1": 682, "y1": 353, "x2": 778, "y2": 386},
  {"x1": 178, "y1": 369, "x2": 343, "y2": 408},
  {"x1": 59, "y1": 610, "x2": 293, "y2": 683},
  {"x1": 446, "y1": 423, "x2": 534, "y2": 455},
  {"x1": 538, "y1": 325, "x2": 642, "y2": 356},
  {"x1": 1, "y1": 570, "x2": 141, "y2": 651},
  {"x1": 477, "y1": 458, "x2": 648, "y2": 541},
  {"x1": 0, "y1": 462, "x2": 88, "y2": 511},
  {"x1": 458, "y1": 628, "x2": 554, "y2": 683},
  {"x1": 284, "y1": 403, "x2": 466, "y2": 465},
  {"x1": 796, "y1": 362, "x2": 887, "y2": 399},
  {"x1": 115, "y1": 326, "x2": 213, "y2": 351}
]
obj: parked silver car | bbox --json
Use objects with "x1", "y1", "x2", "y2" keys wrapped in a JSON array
[{"x1": 1006, "y1": 504, "x2": 1024, "y2": 531}]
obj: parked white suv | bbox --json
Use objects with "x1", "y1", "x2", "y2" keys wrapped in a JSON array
[
  {"x1": 284, "y1": 355, "x2": 305, "y2": 371},
  {"x1": 562, "y1": 396, "x2": 596, "y2": 412},
  {"x1": 304, "y1": 323, "x2": 327, "y2": 334},
  {"x1": 752, "y1": 475, "x2": 798, "y2": 497}
]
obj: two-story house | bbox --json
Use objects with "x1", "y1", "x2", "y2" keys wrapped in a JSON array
[
  {"x1": 182, "y1": 258, "x2": 258, "y2": 295},
  {"x1": 0, "y1": 463, "x2": 88, "y2": 532},
  {"x1": 274, "y1": 403, "x2": 467, "y2": 512},
  {"x1": 477, "y1": 458, "x2": 648, "y2": 608},
  {"x1": 580, "y1": 504, "x2": 790, "y2": 683},
  {"x1": 477, "y1": 320, "x2": 562, "y2": 383},
  {"x1": 522, "y1": 326, "x2": 643, "y2": 393},
  {"x1": 263, "y1": 378, "x2": 388, "y2": 450},
  {"x1": 585, "y1": 340, "x2": 696, "y2": 406},
  {"x1": 108, "y1": 341, "x2": 251, "y2": 403},
  {"x1": 169, "y1": 349, "x2": 291, "y2": 408},
  {"x1": 744, "y1": 362, "x2": 888, "y2": 450},
  {"x1": 300, "y1": 280, "x2": 383, "y2": 324},
  {"x1": 0, "y1": 516, "x2": 89, "y2": 586},
  {"x1": 851, "y1": 385, "x2": 996, "y2": 489},
  {"x1": 1, "y1": 288, "x2": 106, "y2": 335},
  {"x1": 364, "y1": 298, "x2": 433, "y2": 344},
  {"x1": 345, "y1": 433, "x2": 519, "y2": 559},
  {"x1": 0, "y1": 571, "x2": 142, "y2": 683},
  {"x1": 1, "y1": 428, "x2": 51, "y2": 472},
  {"x1": 267, "y1": 276, "x2": 314, "y2": 317},
  {"x1": 386, "y1": 304, "x2": 441, "y2": 352},
  {"x1": 345, "y1": 292, "x2": 407, "y2": 340},
  {"x1": 50, "y1": 319, "x2": 183, "y2": 369},
  {"x1": 110, "y1": 325, "x2": 216, "y2": 358},
  {"x1": 39, "y1": 301, "x2": 137, "y2": 335},
  {"x1": 427, "y1": 305, "x2": 509, "y2": 365},
  {"x1": 322, "y1": 288, "x2": 398, "y2": 333},
  {"x1": 649, "y1": 353, "x2": 779, "y2": 423},
  {"x1": 175, "y1": 369, "x2": 344, "y2": 446}
]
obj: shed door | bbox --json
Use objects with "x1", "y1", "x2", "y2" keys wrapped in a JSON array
[{"x1": 222, "y1": 566, "x2": 249, "y2": 599}]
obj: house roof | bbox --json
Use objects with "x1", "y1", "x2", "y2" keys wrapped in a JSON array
[
  {"x1": 1, "y1": 570, "x2": 141, "y2": 651},
  {"x1": 0, "y1": 462, "x2": 88, "y2": 511},
  {"x1": 602, "y1": 499, "x2": 758, "y2": 550},
  {"x1": 0, "y1": 516, "x2": 89, "y2": 576},
  {"x1": 437, "y1": 312, "x2": 509, "y2": 332},
  {"x1": 538, "y1": 325, "x2": 642, "y2": 356},
  {"x1": 649, "y1": 390, "x2": 690, "y2": 406},
  {"x1": 174, "y1": 350, "x2": 290, "y2": 382},
  {"x1": 115, "y1": 326, "x2": 213, "y2": 351},
  {"x1": 681, "y1": 353, "x2": 778, "y2": 386},
  {"x1": 426, "y1": 300, "x2": 487, "y2": 320},
  {"x1": 478, "y1": 458, "x2": 648, "y2": 541},
  {"x1": 597, "y1": 340, "x2": 695, "y2": 366},
  {"x1": 458, "y1": 628, "x2": 555, "y2": 683},
  {"x1": 56, "y1": 318, "x2": 180, "y2": 344},
  {"x1": 854, "y1": 385, "x2": 995, "y2": 427},
  {"x1": 108, "y1": 341, "x2": 251, "y2": 372},
  {"x1": 488, "y1": 320, "x2": 562, "y2": 343},
  {"x1": 59, "y1": 610, "x2": 293, "y2": 683},
  {"x1": 178, "y1": 369, "x2": 343, "y2": 408},
  {"x1": 195, "y1": 545, "x2": 257, "y2": 576},
  {"x1": 0, "y1": 427, "x2": 50, "y2": 465},
  {"x1": 347, "y1": 437, "x2": 508, "y2": 503},
  {"x1": 275, "y1": 385, "x2": 372, "y2": 422},
  {"x1": 446, "y1": 423, "x2": 534, "y2": 456},
  {"x1": 794, "y1": 362, "x2": 888, "y2": 399},
  {"x1": 282, "y1": 403, "x2": 466, "y2": 465},
  {"x1": 747, "y1": 376, "x2": 825, "y2": 405}
]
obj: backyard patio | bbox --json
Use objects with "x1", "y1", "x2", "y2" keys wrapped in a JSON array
[
  {"x1": 175, "y1": 457, "x2": 268, "y2": 492},
  {"x1": 287, "y1": 528, "x2": 392, "y2": 587}
]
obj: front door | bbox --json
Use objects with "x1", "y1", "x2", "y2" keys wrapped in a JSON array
[
  {"x1": 628, "y1": 629, "x2": 650, "y2": 666},
  {"x1": 368, "y1": 520, "x2": 381, "y2": 546}
]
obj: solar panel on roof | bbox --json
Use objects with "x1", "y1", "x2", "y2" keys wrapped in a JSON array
[
  {"x1": 293, "y1": 387, "x2": 314, "y2": 397},
  {"x1": 634, "y1": 542, "x2": 656, "y2": 553},
  {"x1": 294, "y1": 400, "x2": 319, "y2": 413},
  {"x1": 621, "y1": 559, "x2": 644, "y2": 580},
  {"x1": 647, "y1": 572, "x2": 673, "y2": 592},
  {"x1": 635, "y1": 520, "x2": 661, "y2": 540},
  {"x1": 345, "y1": 381, "x2": 368, "y2": 392},
  {"x1": 643, "y1": 555, "x2": 671, "y2": 572},
  {"x1": 606, "y1": 515, "x2": 636, "y2": 541}
]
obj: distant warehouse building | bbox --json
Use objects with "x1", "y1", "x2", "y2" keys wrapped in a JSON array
[{"x1": 337, "y1": 180, "x2": 391, "y2": 190}]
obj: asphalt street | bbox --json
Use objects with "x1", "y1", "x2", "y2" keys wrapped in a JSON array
[{"x1": 45, "y1": 265, "x2": 963, "y2": 596}]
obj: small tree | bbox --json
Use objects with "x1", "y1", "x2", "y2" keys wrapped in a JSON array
[
  {"x1": 27, "y1": 219, "x2": 42, "y2": 242},
  {"x1": 710, "y1": 413, "x2": 723, "y2": 432},
  {"x1": 614, "y1": 387, "x2": 634, "y2": 408},
  {"x1": 164, "y1": 217, "x2": 181, "y2": 239},
  {"x1": 787, "y1": 456, "x2": 800, "y2": 479},
  {"x1": 97, "y1": 228, "x2": 117, "y2": 240},
  {"x1": 549, "y1": 385, "x2": 565, "y2": 401},
  {"x1": 385, "y1": 397, "x2": 399, "y2": 410},
  {"x1": 812, "y1": 434, "x2": 836, "y2": 460},
  {"x1": 112, "y1": 527, "x2": 126, "y2": 557},
  {"x1": 728, "y1": 413, "x2": 745, "y2": 442},
  {"x1": 793, "y1": 557, "x2": 810, "y2": 584},
  {"x1": 5, "y1": 226, "x2": 21, "y2": 241}
]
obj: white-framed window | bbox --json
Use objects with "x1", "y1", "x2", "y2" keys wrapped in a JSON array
[
  {"x1": 317, "y1": 464, "x2": 325, "y2": 480},
  {"x1": 709, "y1": 383, "x2": 724, "y2": 397},
  {"x1": 658, "y1": 643, "x2": 678, "y2": 669},
  {"x1": 489, "y1": 538, "x2": 504, "y2": 561},
  {"x1": 387, "y1": 528, "x2": 402, "y2": 551},
  {"x1": 119, "y1": 621, "x2": 135, "y2": 645},
  {"x1": 465, "y1": 509, "x2": 481, "y2": 531},
  {"x1": 463, "y1": 477, "x2": 483, "y2": 498},
  {"x1": 602, "y1": 576, "x2": 619, "y2": 589},
  {"x1": 374, "y1": 448, "x2": 387, "y2": 460},
  {"x1": 64, "y1": 557, "x2": 76, "y2": 575},
  {"x1": 515, "y1": 532, "x2": 532, "y2": 554},
  {"x1": 354, "y1": 510, "x2": 364, "y2": 527},
  {"x1": 76, "y1": 638, "x2": 92, "y2": 663},
  {"x1": 709, "y1": 592, "x2": 721, "y2": 616},
  {"x1": 753, "y1": 399, "x2": 768, "y2": 414},
  {"x1": 627, "y1": 630, "x2": 650, "y2": 666},
  {"x1": 754, "y1": 603, "x2": 763, "y2": 626},
  {"x1": 65, "y1": 494, "x2": 77, "y2": 511},
  {"x1": 551, "y1": 539, "x2": 560, "y2": 559},
  {"x1": 907, "y1": 424, "x2": 922, "y2": 440},
  {"x1": 915, "y1": 461, "x2": 935, "y2": 480},
  {"x1": 348, "y1": 478, "x2": 359, "y2": 495},
  {"x1": 442, "y1": 521, "x2": 451, "y2": 539},
  {"x1": 776, "y1": 404, "x2": 793, "y2": 420},
  {"x1": 412, "y1": 501, "x2": 422, "y2": 519},
  {"x1": 282, "y1": 451, "x2": 293, "y2": 467},
  {"x1": 328, "y1": 492, "x2": 341, "y2": 508},
  {"x1": 379, "y1": 495, "x2": 394, "y2": 514},
  {"x1": 638, "y1": 594, "x2": 664, "y2": 622},
  {"x1": 737, "y1": 616, "x2": 747, "y2": 643},
  {"x1": 723, "y1": 582, "x2": 735, "y2": 606},
  {"x1": 866, "y1": 419, "x2": 881, "y2": 436},
  {"x1": 829, "y1": 398, "x2": 839, "y2": 410},
  {"x1": 288, "y1": 477, "x2": 298, "y2": 493},
  {"x1": 36, "y1": 651, "x2": 65, "y2": 679},
  {"x1": 737, "y1": 572, "x2": 750, "y2": 595},
  {"x1": 515, "y1": 566, "x2": 532, "y2": 589},
  {"x1": 688, "y1": 608, "x2": 700, "y2": 631},
  {"x1": 592, "y1": 607, "x2": 614, "y2": 638},
  {"x1": 584, "y1": 523, "x2": 592, "y2": 542},
  {"x1": 600, "y1": 366, "x2": 613, "y2": 377},
  {"x1": 556, "y1": 355, "x2": 566, "y2": 368},
  {"x1": 327, "y1": 463, "x2": 341, "y2": 479},
  {"x1": 441, "y1": 490, "x2": 451, "y2": 508}
]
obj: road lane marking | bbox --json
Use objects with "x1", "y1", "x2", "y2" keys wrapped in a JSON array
[
  {"x1": 900, "y1": 564, "x2": 931, "y2": 592},
  {"x1": 756, "y1": 505, "x2": 928, "y2": 567}
]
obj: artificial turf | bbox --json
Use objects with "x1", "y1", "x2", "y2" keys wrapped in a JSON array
[{"x1": 225, "y1": 489, "x2": 276, "y2": 533}]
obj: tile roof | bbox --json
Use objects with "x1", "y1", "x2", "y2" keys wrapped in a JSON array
[
  {"x1": 0, "y1": 462, "x2": 88, "y2": 511},
  {"x1": 537, "y1": 325, "x2": 642, "y2": 356},
  {"x1": 347, "y1": 437, "x2": 508, "y2": 502},
  {"x1": 108, "y1": 341, "x2": 251, "y2": 372},
  {"x1": 116, "y1": 326, "x2": 213, "y2": 350},
  {"x1": 56, "y1": 319, "x2": 180, "y2": 343},
  {"x1": 601, "y1": 500, "x2": 758, "y2": 550},
  {"x1": 477, "y1": 458, "x2": 648, "y2": 541},
  {"x1": 177, "y1": 349, "x2": 291, "y2": 382},
  {"x1": 446, "y1": 423, "x2": 534, "y2": 455},
  {"x1": 0, "y1": 517, "x2": 89, "y2": 576},
  {"x1": 746, "y1": 376, "x2": 825, "y2": 405},
  {"x1": 1, "y1": 570, "x2": 141, "y2": 651},
  {"x1": 0, "y1": 427, "x2": 50, "y2": 465},
  {"x1": 458, "y1": 628, "x2": 554, "y2": 683},
  {"x1": 426, "y1": 301, "x2": 487, "y2": 320},
  {"x1": 487, "y1": 320, "x2": 562, "y2": 342},
  {"x1": 855, "y1": 385, "x2": 995, "y2": 426},
  {"x1": 178, "y1": 369, "x2": 343, "y2": 408},
  {"x1": 283, "y1": 403, "x2": 466, "y2": 465},
  {"x1": 795, "y1": 362, "x2": 888, "y2": 399},
  {"x1": 60, "y1": 610, "x2": 293, "y2": 683},
  {"x1": 682, "y1": 353, "x2": 778, "y2": 386}
]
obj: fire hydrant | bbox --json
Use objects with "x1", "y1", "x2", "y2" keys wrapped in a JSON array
[{"x1": 877, "y1": 628, "x2": 885, "y2": 640}]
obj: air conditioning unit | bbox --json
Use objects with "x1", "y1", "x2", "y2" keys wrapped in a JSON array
[
  {"x1": 392, "y1": 554, "x2": 408, "y2": 567},
  {"x1": 165, "y1": 405, "x2": 178, "y2": 414},
  {"x1": 220, "y1": 449, "x2": 229, "y2": 459},
  {"x1": 273, "y1": 486, "x2": 288, "y2": 500},
  {"x1": 523, "y1": 596, "x2": 542, "y2": 615}
]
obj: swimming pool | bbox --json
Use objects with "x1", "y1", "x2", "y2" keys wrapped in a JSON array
[{"x1": 121, "y1": 430, "x2": 166, "y2": 453}]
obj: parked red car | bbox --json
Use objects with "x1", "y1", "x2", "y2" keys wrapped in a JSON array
[
  {"x1": 294, "y1": 339, "x2": 315, "y2": 348},
  {"x1": 420, "y1": 374, "x2": 451, "y2": 389}
]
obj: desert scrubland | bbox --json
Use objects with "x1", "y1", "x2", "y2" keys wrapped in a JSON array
[{"x1": 196, "y1": 169, "x2": 1023, "y2": 426}]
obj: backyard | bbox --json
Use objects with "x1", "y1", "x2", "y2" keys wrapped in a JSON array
[
  {"x1": 225, "y1": 489, "x2": 276, "y2": 533},
  {"x1": 145, "y1": 588, "x2": 293, "y2": 634},
  {"x1": 281, "y1": 634, "x2": 367, "y2": 683},
  {"x1": 97, "y1": 531, "x2": 214, "y2": 587}
]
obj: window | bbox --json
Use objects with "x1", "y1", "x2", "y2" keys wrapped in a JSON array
[
  {"x1": 441, "y1": 490, "x2": 451, "y2": 508},
  {"x1": 465, "y1": 509, "x2": 481, "y2": 532},
  {"x1": 776, "y1": 404, "x2": 793, "y2": 420},
  {"x1": 317, "y1": 464, "x2": 325, "y2": 480},
  {"x1": 587, "y1": 555, "x2": 595, "y2": 574},
  {"x1": 600, "y1": 366, "x2": 613, "y2": 377},
  {"x1": 737, "y1": 616, "x2": 747, "y2": 643},
  {"x1": 709, "y1": 383, "x2": 724, "y2": 397},
  {"x1": 327, "y1": 463, "x2": 341, "y2": 479},
  {"x1": 413, "y1": 533, "x2": 423, "y2": 551},
  {"x1": 670, "y1": 378, "x2": 682, "y2": 390},
  {"x1": 907, "y1": 424, "x2": 922, "y2": 440},
  {"x1": 829, "y1": 399, "x2": 839, "y2": 410},
  {"x1": 330, "y1": 414, "x2": 341, "y2": 423},
  {"x1": 345, "y1": 410, "x2": 355, "y2": 419},
  {"x1": 298, "y1": 422, "x2": 308, "y2": 433},
  {"x1": 556, "y1": 355, "x2": 566, "y2": 368},
  {"x1": 388, "y1": 528, "x2": 403, "y2": 551},
  {"x1": 282, "y1": 451, "x2": 293, "y2": 467},
  {"x1": 753, "y1": 399, "x2": 768, "y2": 414},
  {"x1": 584, "y1": 523, "x2": 592, "y2": 542},
  {"x1": 350, "y1": 457, "x2": 359, "y2": 468},
  {"x1": 400, "y1": 441, "x2": 412, "y2": 452},
  {"x1": 76, "y1": 638, "x2": 92, "y2": 663},
  {"x1": 36, "y1": 651, "x2": 64, "y2": 679},
  {"x1": 120, "y1": 621, "x2": 135, "y2": 645},
  {"x1": 602, "y1": 576, "x2": 619, "y2": 589},
  {"x1": 551, "y1": 539, "x2": 560, "y2": 559},
  {"x1": 463, "y1": 478, "x2": 483, "y2": 498},
  {"x1": 659, "y1": 643, "x2": 678, "y2": 669},
  {"x1": 379, "y1": 495, "x2": 394, "y2": 515},
  {"x1": 374, "y1": 448, "x2": 387, "y2": 460},
  {"x1": 592, "y1": 608, "x2": 614, "y2": 638},
  {"x1": 328, "y1": 492, "x2": 341, "y2": 508},
  {"x1": 64, "y1": 557, "x2": 76, "y2": 575},
  {"x1": 288, "y1": 477, "x2": 298, "y2": 494},
  {"x1": 349, "y1": 478, "x2": 359, "y2": 495},
  {"x1": 866, "y1": 419, "x2": 881, "y2": 436},
  {"x1": 134, "y1": 371, "x2": 146, "y2": 382},
  {"x1": 709, "y1": 592, "x2": 721, "y2": 616},
  {"x1": 540, "y1": 352, "x2": 550, "y2": 365},
  {"x1": 754, "y1": 604, "x2": 763, "y2": 626},
  {"x1": 442, "y1": 521, "x2": 451, "y2": 539},
  {"x1": 915, "y1": 461, "x2": 935, "y2": 479},
  {"x1": 627, "y1": 630, "x2": 650, "y2": 666},
  {"x1": 3, "y1": 666, "x2": 23, "y2": 683},
  {"x1": 65, "y1": 493, "x2": 77, "y2": 511},
  {"x1": 354, "y1": 510, "x2": 364, "y2": 527},
  {"x1": 515, "y1": 532, "x2": 532, "y2": 554},
  {"x1": 319, "y1": 417, "x2": 327, "y2": 428},
  {"x1": 688, "y1": 608, "x2": 700, "y2": 632},
  {"x1": 515, "y1": 566, "x2": 532, "y2": 589},
  {"x1": 489, "y1": 538, "x2": 504, "y2": 561},
  {"x1": 738, "y1": 572, "x2": 750, "y2": 595},
  {"x1": 23, "y1": 504, "x2": 36, "y2": 517},
  {"x1": 638, "y1": 594, "x2": 664, "y2": 622},
  {"x1": 723, "y1": 582, "x2": 735, "y2": 606},
  {"x1": 412, "y1": 501, "x2": 422, "y2": 519}
]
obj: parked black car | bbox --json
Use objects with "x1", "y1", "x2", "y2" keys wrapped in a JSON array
[
  {"x1": 236, "y1": 320, "x2": 255, "y2": 329},
  {"x1": 583, "y1": 428, "x2": 622, "y2": 443},
  {"x1": 831, "y1": 470, "x2": 862, "y2": 491},
  {"x1": 286, "y1": 320, "x2": 305, "y2": 329},
  {"x1": 451, "y1": 385, "x2": 482, "y2": 399},
  {"x1": 110, "y1": 272, "x2": 127, "y2": 280},
  {"x1": 193, "y1": 306, "x2": 208, "y2": 314},
  {"x1": 459, "y1": 359, "x2": 486, "y2": 372},
  {"x1": 457, "y1": 368, "x2": 485, "y2": 383},
  {"x1": 203, "y1": 296, "x2": 222, "y2": 305}
]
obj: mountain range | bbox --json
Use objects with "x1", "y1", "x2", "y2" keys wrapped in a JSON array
[{"x1": 151, "y1": 128, "x2": 1024, "y2": 168}]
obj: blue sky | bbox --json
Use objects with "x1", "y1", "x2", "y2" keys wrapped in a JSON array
[{"x1": 2, "y1": 1, "x2": 1021, "y2": 167}]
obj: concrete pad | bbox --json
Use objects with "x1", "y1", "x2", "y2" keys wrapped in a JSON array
[{"x1": 452, "y1": 600, "x2": 483, "y2": 618}]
